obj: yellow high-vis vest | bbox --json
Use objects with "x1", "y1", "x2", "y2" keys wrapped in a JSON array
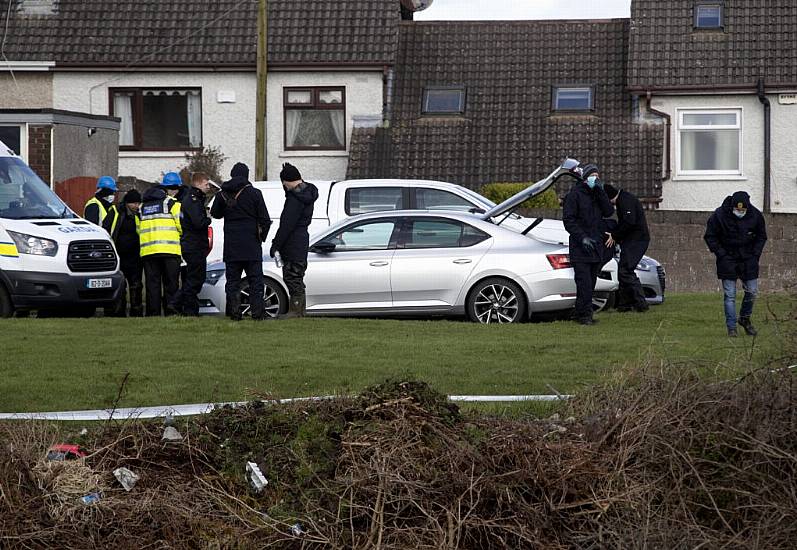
[
  {"x1": 84, "y1": 197, "x2": 110, "y2": 224},
  {"x1": 138, "y1": 198, "x2": 182, "y2": 257}
]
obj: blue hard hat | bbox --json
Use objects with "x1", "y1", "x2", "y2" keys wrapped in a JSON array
[
  {"x1": 97, "y1": 176, "x2": 118, "y2": 191},
  {"x1": 162, "y1": 172, "x2": 182, "y2": 188}
]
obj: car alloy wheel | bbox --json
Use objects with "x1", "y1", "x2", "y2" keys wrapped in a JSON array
[
  {"x1": 239, "y1": 280, "x2": 287, "y2": 318},
  {"x1": 468, "y1": 278, "x2": 526, "y2": 324}
]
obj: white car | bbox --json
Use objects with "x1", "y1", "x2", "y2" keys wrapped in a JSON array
[{"x1": 199, "y1": 159, "x2": 619, "y2": 323}]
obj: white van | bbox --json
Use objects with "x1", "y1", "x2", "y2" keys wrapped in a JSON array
[{"x1": 0, "y1": 141, "x2": 124, "y2": 317}]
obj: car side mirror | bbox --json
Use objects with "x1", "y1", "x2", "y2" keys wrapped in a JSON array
[{"x1": 311, "y1": 242, "x2": 336, "y2": 254}]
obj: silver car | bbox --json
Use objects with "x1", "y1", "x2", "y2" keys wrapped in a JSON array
[{"x1": 199, "y1": 208, "x2": 620, "y2": 323}]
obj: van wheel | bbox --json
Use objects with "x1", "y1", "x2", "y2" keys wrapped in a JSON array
[
  {"x1": 240, "y1": 278, "x2": 288, "y2": 318},
  {"x1": 0, "y1": 284, "x2": 14, "y2": 318},
  {"x1": 467, "y1": 278, "x2": 527, "y2": 324}
]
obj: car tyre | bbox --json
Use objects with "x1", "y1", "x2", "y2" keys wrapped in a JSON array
[
  {"x1": 0, "y1": 284, "x2": 14, "y2": 318},
  {"x1": 466, "y1": 277, "x2": 527, "y2": 324},
  {"x1": 240, "y1": 278, "x2": 288, "y2": 319}
]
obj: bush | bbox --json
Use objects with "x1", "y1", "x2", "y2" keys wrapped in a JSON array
[
  {"x1": 480, "y1": 183, "x2": 560, "y2": 209},
  {"x1": 179, "y1": 146, "x2": 227, "y2": 185}
]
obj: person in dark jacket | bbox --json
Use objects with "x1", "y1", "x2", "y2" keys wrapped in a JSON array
[
  {"x1": 704, "y1": 191, "x2": 767, "y2": 337},
  {"x1": 211, "y1": 162, "x2": 271, "y2": 321},
  {"x1": 269, "y1": 163, "x2": 319, "y2": 319},
  {"x1": 603, "y1": 184, "x2": 650, "y2": 312},
  {"x1": 562, "y1": 164, "x2": 615, "y2": 325},
  {"x1": 170, "y1": 172, "x2": 212, "y2": 316},
  {"x1": 84, "y1": 176, "x2": 117, "y2": 226},
  {"x1": 102, "y1": 189, "x2": 143, "y2": 316}
]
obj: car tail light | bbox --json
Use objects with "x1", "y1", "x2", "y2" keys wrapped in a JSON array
[
  {"x1": 546, "y1": 254, "x2": 571, "y2": 269},
  {"x1": 207, "y1": 226, "x2": 214, "y2": 257}
]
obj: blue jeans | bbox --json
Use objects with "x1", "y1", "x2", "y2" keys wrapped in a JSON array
[{"x1": 722, "y1": 279, "x2": 758, "y2": 329}]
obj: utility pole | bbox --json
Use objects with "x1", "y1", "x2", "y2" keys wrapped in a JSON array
[{"x1": 255, "y1": 0, "x2": 267, "y2": 180}]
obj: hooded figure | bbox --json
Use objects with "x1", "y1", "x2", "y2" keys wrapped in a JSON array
[
  {"x1": 210, "y1": 162, "x2": 271, "y2": 320},
  {"x1": 704, "y1": 191, "x2": 767, "y2": 337},
  {"x1": 269, "y1": 163, "x2": 319, "y2": 319}
]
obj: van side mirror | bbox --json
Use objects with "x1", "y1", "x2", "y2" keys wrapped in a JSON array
[{"x1": 311, "y1": 242, "x2": 336, "y2": 254}]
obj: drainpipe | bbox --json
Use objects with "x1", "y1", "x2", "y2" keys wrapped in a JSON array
[
  {"x1": 645, "y1": 91, "x2": 672, "y2": 182},
  {"x1": 757, "y1": 78, "x2": 771, "y2": 213}
]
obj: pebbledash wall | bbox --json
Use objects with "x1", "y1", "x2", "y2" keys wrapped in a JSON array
[
  {"x1": 53, "y1": 71, "x2": 258, "y2": 182},
  {"x1": 524, "y1": 208, "x2": 797, "y2": 292}
]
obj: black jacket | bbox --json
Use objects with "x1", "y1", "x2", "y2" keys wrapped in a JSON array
[
  {"x1": 562, "y1": 182, "x2": 615, "y2": 263},
  {"x1": 271, "y1": 182, "x2": 319, "y2": 262},
  {"x1": 611, "y1": 189, "x2": 650, "y2": 242},
  {"x1": 84, "y1": 194, "x2": 112, "y2": 225},
  {"x1": 102, "y1": 205, "x2": 140, "y2": 263},
  {"x1": 180, "y1": 187, "x2": 211, "y2": 256},
  {"x1": 210, "y1": 176, "x2": 271, "y2": 262},
  {"x1": 704, "y1": 195, "x2": 767, "y2": 280}
]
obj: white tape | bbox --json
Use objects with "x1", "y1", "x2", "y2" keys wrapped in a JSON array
[{"x1": 0, "y1": 395, "x2": 570, "y2": 421}]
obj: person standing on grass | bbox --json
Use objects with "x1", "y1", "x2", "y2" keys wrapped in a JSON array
[
  {"x1": 103, "y1": 189, "x2": 143, "y2": 317},
  {"x1": 269, "y1": 163, "x2": 318, "y2": 319},
  {"x1": 603, "y1": 184, "x2": 650, "y2": 313},
  {"x1": 704, "y1": 191, "x2": 767, "y2": 337},
  {"x1": 170, "y1": 172, "x2": 212, "y2": 316},
  {"x1": 211, "y1": 162, "x2": 271, "y2": 321},
  {"x1": 562, "y1": 164, "x2": 615, "y2": 325}
]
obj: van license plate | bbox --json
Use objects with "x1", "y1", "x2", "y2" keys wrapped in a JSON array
[{"x1": 86, "y1": 278, "x2": 113, "y2": 289}]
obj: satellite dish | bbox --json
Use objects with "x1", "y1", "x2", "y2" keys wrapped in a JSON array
[{"x1": 400, "y1": 0, "x2": 434, "y2": 12}]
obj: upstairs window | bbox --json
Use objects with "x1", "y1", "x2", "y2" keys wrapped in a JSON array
[
  {"x1": 552, "y1": 86, "x2": 594, "y2": 112},
  {"x1": 284, "y1": 87, "x2": 346, "y2": 151},
  {"x1": 422, "y1": 86, "x2": 466, "y2": 115},
  {"x1": 110, "y1": 88, "x2": 202, "y2": 151},
  {"x1": 694, "y1": 3, "x2": 723, "y2": 29}
]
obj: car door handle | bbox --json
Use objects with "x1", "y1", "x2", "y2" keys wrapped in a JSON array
[
  {"x1": 453, "y1": 259, "x2": 472, "y2": 264},
  {"x1": 369, "y1": 261, "x2": 389, "y2": 267}
]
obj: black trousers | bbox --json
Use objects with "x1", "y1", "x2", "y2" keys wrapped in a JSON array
[
  {"x1": 226, "y1": 260, "x2": 264, "y2": 318},
  {"x1": 171, "y1": 251, "x2": 206, "y2": 316},
  {"x1": 113, "y1": 258, "x2": 143, "y2": 317},
  {"x1": 573, "y1": 261, "x2": 601, "y2": 319},
  {"x1": 143, "y1": 255, "x2": 181, "y2": 317},
  {"x1": 617, "y1": 240, "x2": 649, "y2": 309},
  {"x1": 283, "y1": 260, "x2": 308, "y2": 298}
]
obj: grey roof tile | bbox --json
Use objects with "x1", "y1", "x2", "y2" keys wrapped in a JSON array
[{"x1": 348, "y1": 20, "x2": 664, "y2": 201}]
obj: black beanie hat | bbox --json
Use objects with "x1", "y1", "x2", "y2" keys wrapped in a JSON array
[
  {"x1": 580, "y1": 164, "x2": 600, "y2": 179},
  {"x1": 731, "y1": 191, "x2": 750, "y2": 210},
  {"x1": 603, "y1": 184, "x2": 619, "y2": 200},
  {"x1": 230, "y1": 162, "x2": 249, "y2": 179},
  {"x1": 123, "y1": 189, "x2": 142, "y2": 204},
  {"x1": 280, "y1": 162, "x2": 302, "y2": 182}
]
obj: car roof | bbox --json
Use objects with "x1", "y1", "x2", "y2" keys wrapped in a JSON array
[{"x1": 322, "y1": 209, "x2": 520, "y2": 236}]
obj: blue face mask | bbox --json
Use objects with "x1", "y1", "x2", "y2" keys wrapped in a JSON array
[{"x1": 586, "y1": 175, "x2": 598, "y2": 189}]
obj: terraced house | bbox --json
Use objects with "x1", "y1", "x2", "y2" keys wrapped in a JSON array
[{"x1": 1, "y1": 0, "x2": 796, "y2": 213}]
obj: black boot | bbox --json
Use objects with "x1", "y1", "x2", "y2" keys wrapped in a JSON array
[
  {"x1": 739, "y1": 317, "x2": 758, "y2": 336},
  {"x1": 227, "y1": 294, "x2": 242, "y2": 321},
  {"x1": 280, "y1": 295, "x2": 303, "y2": 319}
]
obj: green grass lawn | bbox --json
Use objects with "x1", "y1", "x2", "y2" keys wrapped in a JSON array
[{"x1": 0, "y1": 293, "x2": 792, "y2": 413}]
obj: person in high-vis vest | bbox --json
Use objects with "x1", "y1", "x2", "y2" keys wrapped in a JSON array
[
  {"x1": 139, "y1": 172, "x2": 183, "y2": 316},
  {"x1": 103, "y1": 189, "x2": 143, "y2": 316},
  {"x1": 84, "y1": 176, "x2": 117, "y2": 225}
]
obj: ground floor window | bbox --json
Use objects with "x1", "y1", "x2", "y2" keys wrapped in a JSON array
[
  {"x1": 284, "y1": 87, "x2": 346, "y2": 150},
  {"x1": 0, "y1": 124, "x2": 26, "y2": 160},
  {"x1": 110, "y1": 88, "x2": 202, "y2": 150},
  {"x1": 677, "y1": 108, "x2": 741, "y2": 176}
]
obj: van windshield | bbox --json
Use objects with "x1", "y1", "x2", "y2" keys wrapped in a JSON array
[{"x1": 0, "y1": 157, "x2": 75, "y2": 220}]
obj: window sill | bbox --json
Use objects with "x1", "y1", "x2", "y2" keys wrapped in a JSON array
[
  {"x1": 279, "y1": 150, "x2": 349, "y2": 158},
  {"x1": 119, "y1": 151, "x2": 190, "y2": 158},
  {"x1": 672, "y1": 174, "x2": 747, "y2": 181}
]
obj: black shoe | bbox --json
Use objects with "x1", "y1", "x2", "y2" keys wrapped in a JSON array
[
  {"x1": 634, "y1": 303, "x2": 650, "y2": 312},
  {"x1": 728, "y1": 327, "x2": 738, "y2": 337},
  {"x1": 577, "y1": 316, "x2": 596, "y2": 325},
  {"x1": 616, "y1": 305, "x2": 633, "y2": 312},
  {"x1": 739, "y1": 317, "x2": 758, "y2": 336}
]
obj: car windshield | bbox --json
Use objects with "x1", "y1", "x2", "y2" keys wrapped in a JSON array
[{"x1": 0, "y1": 157, "x2": 75, "y2": 220}]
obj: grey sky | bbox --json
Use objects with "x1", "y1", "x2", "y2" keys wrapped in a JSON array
[{"x1": 415, "y1": 0, "x2": 631, "y2": 21}]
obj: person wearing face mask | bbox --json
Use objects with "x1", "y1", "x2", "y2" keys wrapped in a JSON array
[
  {"x1": 269, "y1": 163, "x2": 319, "y2": 319},
  {"x1": 139, "y1": 171, "x2": 183, "y2": 316},
  {"x1": 562, "y1": 164, "x2": 615, "y2": 325},
  {"x1": 103, "y1": 189, "x2": 144, "y2": 316},
  {"x1": 704, "y1": 191, "x2": 767, "y2": 337},
  {"x1": 211, "y1": 162, "x2": 271, "y2": 321},
  {"x1": 84, "y1": 176, "x2": 117, "y2": 225}
]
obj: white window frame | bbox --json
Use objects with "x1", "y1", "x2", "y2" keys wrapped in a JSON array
[
  {"x1": 0, "y1": 123, "x2": 28, "y2": 162},
  {"x1": 675, "y1": 108, "x2": 743, "y2": 180}
]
